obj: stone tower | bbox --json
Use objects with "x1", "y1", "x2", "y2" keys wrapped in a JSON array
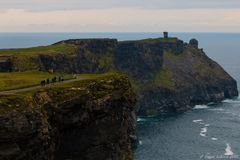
[
  {"x1": 163, "y1": 32, "x2": 168, "y2": 38},
  {"x1": 189, "y1": 39, "x2": 199, "y2": 49}
]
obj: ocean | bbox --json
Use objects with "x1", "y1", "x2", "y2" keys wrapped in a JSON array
[{"x1": 0, "y1": 32, "x2": 240, "y2": 160}]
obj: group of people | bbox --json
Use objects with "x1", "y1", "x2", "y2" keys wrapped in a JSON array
[{"x1": 41, "y1": 76, "x2": 64, "y2": 87}]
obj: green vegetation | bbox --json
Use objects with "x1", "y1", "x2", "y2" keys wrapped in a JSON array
[
  {"x1": 164, "y1": 48, "x2": 229, "y2": 81},
  {"x1": 0, "y1": 39, "x2": 117, "y2": 73},
  {"x1": 76, "y1": 45, "x2": 115, "y2": 72},
  {"x1": 46, "y1": 72, "x2": 127, "y2": 101},
  {"x1": 0, "y1": 72, "x2": 130, "y2": 117},
  {"x1": 98, "y1": 54, "x2": 114, "y2": 69},
  {"x1": 0, "y1": 71, "x2": 74, "y2": 91},
  {"x1": 139, "y1": 38, "x2": 178, "y2": 44},
  {"x1": 0, "y1": 71, "x2": 123, "y2": 92},
  {"x1": 0, "y1": 44, "x2": 76, "y2": 56},
  {"x1": 0, "y1": 94, "x2": 34, "y2": 114},
  {"x1": 163, "y1": 49, "x2": 186, "y2": 60},
  {"x1": 53, "y1": 72, "x2": 121, "y2": 88},
  {"x1": 152, "y1": 68, "x2": 175, "y2": 89},
  {"x1": 11, "y1": 55, "x2": 39, "y2": 71}
]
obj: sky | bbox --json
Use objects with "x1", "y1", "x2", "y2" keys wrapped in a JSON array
[{"x1": 0, "y1": 0, "x2": 240, "y2": 32}]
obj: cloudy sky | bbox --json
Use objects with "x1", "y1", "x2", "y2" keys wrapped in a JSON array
[{"x1": 0, "y1": 0, "x2": 240, "y2": 32}]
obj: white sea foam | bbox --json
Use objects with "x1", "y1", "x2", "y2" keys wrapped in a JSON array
[
  {"x1": 223, "y1": 99, "x2": 237, "y2": 103},
  {"x1": 231, "y1": 113, "x2": 238, "y2": 116},
  {"x1": 208, "y1": 108, "x2": 224, "y2": 112},
  {"x1": 211, "y1": 137, "x2": 218, "y2": 141},
  {"x1": 225, "y1": 111, "x2": 232, "y2": 114},
  {"x1": 200, "y1": 127, "x2": 207, "y2": 137},
  {"x1": 225, "y1": 143, "x2": 234, "y2": 156},
  {"x1": 139, "y1": 140, "x2": 143, "y2": 145},
  {"x1": 205, "y1": 124, "x2": 210, "y2": 127},
  {"x1": 223, "y1": 96, "x2": 240, "y2": 104},
  {"x1": 137, "y1": 118, "x2": 146, "y2": 122},
  {"x1": 194, "y1": 105, "x2": 209, "y2": 109},
  {"x1": 207, "y1": 102, "x2": 216, "y2": 105},
  {"x1": 193, "y1": 119, "x2": 203, "y2": 123}
]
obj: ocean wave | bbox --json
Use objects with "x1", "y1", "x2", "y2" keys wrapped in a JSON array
[
  {"x1": 200, "y1": 127, "x2": 207, "y2": 137},
  {"x1": 225, "y1": 143, "x2": 234, "y2": 156},
  {"x1": 208, "y1": 108, "x2": 225, "y2": 111},
  {"x1": 222, "y1": 96, "x2": 240, "y2": 104},
  {"x1": 137, "y1": 118, "x2": 147, "y2": 122},
  {"x1": 193, "y1": 119, "x2": 203, "y2": 123},
  {"x1": 193, "y1": 105, "x2": 209, "y2": 109},
  {"x1": 211, "y1": 137, "x2": 218, "y2": 141},
  {"x1": 207, "y1": 102, "x2": 217, "y2": 106}
]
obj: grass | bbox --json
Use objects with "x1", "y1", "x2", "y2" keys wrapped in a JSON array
[
  {"x1": 0, "y1": 71, "x2": 75, "y2": 91},
  {"x1": 57, "y1": 72, "x2": 121, "y2": 87},
  {"x1": 0, "y1": 72, "x2": 129, "y2": 115},
  {"x1": 0, "y1": 71, "x2": 123, "y2": 92},
  {"x1": 0, "y1": 44, "x2": 76, "y2": 56},
  {"x1": 163, "y1": 49, "x2": 187, "y2": 60},
  {"x1": 43, "y1": 72, "x2": 127, "y2": 101},
  {"x1": 99, "y1": 54, "x2": 114, "y2": 69},
  {"x1": 120, "y1": 37, "x2": 178, "y2": 44},
  {"x1": 152, "y1": 68, "x2": 175, "y2": 89},
  {"x1": 44, "y1": 72, "x2": 124, "y2": 96},
  {"x1": 0, "y1": 44, "x2": 77, "y2": 71},
  {"x1": 139, "y1": 38, "x2": 178, "y2": 44}
]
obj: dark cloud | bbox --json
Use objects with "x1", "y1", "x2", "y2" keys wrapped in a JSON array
[{"x1": 1, "y1": 0, "x2": 240, "y2": 11}]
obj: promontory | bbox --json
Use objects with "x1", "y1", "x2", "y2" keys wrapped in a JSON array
[{"x1": 0, "y1": 35, "x2": 238, "y2": 160}]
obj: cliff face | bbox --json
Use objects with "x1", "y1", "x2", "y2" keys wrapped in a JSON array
[
  {"x1": 135, "y1": 46, "x2": 238, "y2": 115},
  {"x1": 0, "y1": 37, "x2": 238, "y2": 116},
  {"x1": 0, "y1": 74, "x2": 137, "y2": 160},
  {"x1": 0, "y1": 39, "x2": 117, "y2": 73}
]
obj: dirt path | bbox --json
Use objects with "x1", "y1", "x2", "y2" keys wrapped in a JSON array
[{"x1": 0, "y1": 77, "x2": 85, "y2": 95}]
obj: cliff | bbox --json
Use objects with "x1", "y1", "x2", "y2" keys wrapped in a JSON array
[
  {"x1": 0, "y1": 73, "x2": 137, "y2": 160},
  {"x1": 0, "y1": 37, "x2": 238, "y2": 116}
]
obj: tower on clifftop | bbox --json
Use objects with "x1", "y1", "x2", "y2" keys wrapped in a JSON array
[
  {"x1": 189, "y1": 39, "x2": 199, "y2": 49},
  {"x1": 163, "y1": 32, "x2": 168, "y2": 39}
]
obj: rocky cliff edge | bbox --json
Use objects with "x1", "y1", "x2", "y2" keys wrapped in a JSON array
[{"x1": 0, "y1": 73, "x2": 137, "y2": 160}]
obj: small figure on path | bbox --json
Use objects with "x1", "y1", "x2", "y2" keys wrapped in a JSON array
[
  {"x1": 46, "y1": 78, "x2": 50, "y2": 84},
  {"x1": 59, "y1": 76, "x2": 64, "y2": 82},
  {"x1": 52, "y1": 76, "x2": 57, "y2": 83},
  {"x1": 58, "y1": 76, "x2": 62, "y2": 82},
  {"x1": 41, "y1": 80, "x2": 46, "y2": 87},
  {"x1": 73, "y1": 74, "x2": 77, "y2": 79}
]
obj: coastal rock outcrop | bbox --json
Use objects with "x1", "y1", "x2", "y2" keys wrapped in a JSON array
[
  {"x1": 114, "y1": 38, "x2": 238, "y2": 115},
  {"x1": 0, "y1": 74, "x2": 137, "y2": 160},
  {"x1": 133, "y1": 43, "x2": 238, "y2": 115}
]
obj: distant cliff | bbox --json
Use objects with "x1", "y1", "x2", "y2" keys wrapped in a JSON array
[
  {"x1": 0, "y1": 73, "x2": 137, "y2": 160},
  {"x1": 0, "y1": 37, "x2": 238, "y2": 116},
  {"x1": 115, "y1": 38, "x2": 238, "y2": 115}
]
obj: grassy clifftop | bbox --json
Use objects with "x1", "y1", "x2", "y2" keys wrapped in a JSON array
[
  {"x1": 0, "y1": 37, "x2": 237, "y2": 116},
  {"x1": 0, "y1": 71, "x2": 75, "y2": 91},
  {"x1": 0, "y1": 72, "x2": 135, "y2": 117},
  {"x1": 0, "y1": 39, "x2": 116, "y2": 73},
  {"x1": 0, "y1": 37, "x2": 236, "y2": 92},
  {"x1": 0, "y1": 44, "x2": 76, "y2": 56},
  {"x1": 0, "y1": 37, "x2": 236, "y2": 90}
]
